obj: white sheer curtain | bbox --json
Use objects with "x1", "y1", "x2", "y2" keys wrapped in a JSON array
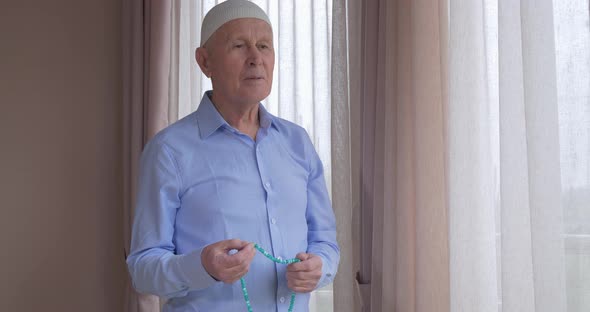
[
  {"x1": 496, "y1": 0, "x2": 567, "y2": 311},
  {"x1": 493, "y1": 1, "x2": 589, "y2": 311},
  {"x1": 169, "y1": 1, "x2": 335, "y2": 311},
  {"x1": 446, "y1": 0, "x2": 590, "y2": 310},
  {"x1": 554, "y1": 1, "x2": 590, "y2": 311},
  {"x1": 456, "y1": 1, "x2": 590, "y2": 311},
  {"x1": 344, "y1": 0, "x2": 590, "y2": 311}
]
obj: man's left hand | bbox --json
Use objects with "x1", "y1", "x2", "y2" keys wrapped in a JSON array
[{"x1": 286, "y1": 253, "x2": 323, "y2": 293}]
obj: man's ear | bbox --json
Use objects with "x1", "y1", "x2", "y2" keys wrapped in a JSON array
[{"x1": 196, "y1": 47, "x2": 211, "y2": 78}]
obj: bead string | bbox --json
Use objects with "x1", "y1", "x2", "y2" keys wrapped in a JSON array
[{"x1": 240, "y1": 243, "x2": 301, "y2": 312}]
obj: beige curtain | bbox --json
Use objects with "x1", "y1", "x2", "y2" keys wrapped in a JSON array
[
  {"x1": 342, "y1": 0, "x2": 452, "y2": 311},
  {"x1": 122, "y1": 1, "x2": 175, "y2": 311},
  {"x1": 337, "y1": 0, "x2": 576, "y2": 311}
]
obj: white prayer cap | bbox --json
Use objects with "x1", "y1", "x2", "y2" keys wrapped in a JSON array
[{"x1": 200, "y1": 0, "x2": 272, "y2": 46}]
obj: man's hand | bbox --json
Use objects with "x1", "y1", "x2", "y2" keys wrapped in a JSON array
[
  {"x1": 201, "y1": 239, "x2": 256, "y2": 284},
  {"x1": 286, "y1": 253, "x2": 323, "y2": 293}
]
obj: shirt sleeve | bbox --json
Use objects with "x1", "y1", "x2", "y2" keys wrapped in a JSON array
[
  {"x1": 126, "y1": 139, "x2": 218, "y2": 298},
  {"x1": 303, "y1": 134, "x2": 341, "y2": 289}
]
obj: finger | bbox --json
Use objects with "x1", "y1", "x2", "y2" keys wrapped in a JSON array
[
  {"x1": 217, "y1": 244, "x2": 256, "y2": 272},
  {"x1": 286, "y1": 270, "x2": 321, "y2": 283},
  {"x1": 222, "y1": 268, "x2": 250, "y2": 284},
  {"x1": 287, "y1": 285, "x2": 316, "y2": 293},
  {"x1": 206, "y1": 239, "x2": 245, "y2": 260},
  {"x1": 287, "y1": 277, "x2": 317, "y2": 293},
  {"x1": 287, "y1": 270, "x2": 321, "y2": 289},
  {"x1": 236, "y1": 243, "x2": 255, "y2": 259},
  {"x1": 217, "y1": 259, "x2": 252, "y2": 283},
  {"x1": 287, "y1": 256, "x2": 321, "y2": 272},
  {"x1": 203, "y1": 240, "x2": 252, "y2": 282},
  {"x1": 287, "y1": 261, "x2": 308, "y2": 272},
  {"x1": 286, "y1": 270, "x2": 322, "y2": 289}
]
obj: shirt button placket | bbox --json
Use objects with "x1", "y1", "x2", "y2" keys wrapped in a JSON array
[{"x1": 257, "y1": 142, "x2": 285, "y2": 296}]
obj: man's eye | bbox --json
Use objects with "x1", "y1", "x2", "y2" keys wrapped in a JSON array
[
  {"x1": 259, "y1": 45, "x2": 268, "y2": 49},
  {"x1": 234, "y1": 44, "x2": 244, "y2": 48}
]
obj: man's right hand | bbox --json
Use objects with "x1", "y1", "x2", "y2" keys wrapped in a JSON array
[{"x1": 201, "y1": 239, "x2": 256, "y2": 284}]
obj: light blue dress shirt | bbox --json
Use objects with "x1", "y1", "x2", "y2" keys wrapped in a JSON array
[{"x1": 127, "y1": 92, "x2": 340, "y2": 312}]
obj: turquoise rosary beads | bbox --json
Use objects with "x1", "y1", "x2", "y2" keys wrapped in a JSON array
[{"x1": 240, "y1": 243, "x2": 300, "y2": 312}]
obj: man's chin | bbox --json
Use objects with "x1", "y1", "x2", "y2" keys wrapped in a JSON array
[{"x1": 239, "y1": 89, "x2": 271, "y2": 104}]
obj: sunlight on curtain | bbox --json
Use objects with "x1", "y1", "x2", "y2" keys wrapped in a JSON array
[
  {"x1": 554, "y1": 2, "x2": 590, "y2": 311},
  {"x1": 485, "y1": 1, "x2": 590, "y2": 311},
  {"x1": 173, "y1": 1, "x2": 334, "y2": 311}
]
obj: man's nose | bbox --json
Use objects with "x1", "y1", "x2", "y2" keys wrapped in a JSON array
[{"x1": 247, "y1": 46, "x2": 263, "y2": 66}]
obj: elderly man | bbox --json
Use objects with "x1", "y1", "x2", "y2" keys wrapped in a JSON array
[{"x1": 126, "y1": 1, "x2": 339, "y2": 311}]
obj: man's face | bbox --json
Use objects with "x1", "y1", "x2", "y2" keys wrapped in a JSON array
[{"x1": 199, "y1": 18, "x2": 274, "y2": 107}]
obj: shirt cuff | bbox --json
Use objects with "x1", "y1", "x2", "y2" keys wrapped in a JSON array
[
  {"x1": 176, "y1": 247, "x2": 219, "y2": 291},
  {"x1": 315, "y1": 254, "x2": 335, "y2": 289}
]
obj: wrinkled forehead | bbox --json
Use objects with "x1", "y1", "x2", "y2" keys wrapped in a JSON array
[{"x1": 200, "y1": 0, "x2": 272, "y2": 46}]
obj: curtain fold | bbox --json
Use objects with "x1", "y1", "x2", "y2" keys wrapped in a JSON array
[
  {"x1": 448, "y1": 1, "x2": 498, "y2": 311},
  {"x1": 499, "y1": 0, "x2": 567, "y2": 311},
  {"x1": 330, "y1": 0, "x2": 357, "y2": 311},
  {"x1": 122, "y1": 1, "x2": 174, "y2": 311}
]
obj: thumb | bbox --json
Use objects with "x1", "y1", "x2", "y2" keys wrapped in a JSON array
[
  {"x1": 220, "y1": 239, "x2": 250, "y2": 252},
  {"x1": 296, "y1": 252, "x2": 311, "y2": 261}
]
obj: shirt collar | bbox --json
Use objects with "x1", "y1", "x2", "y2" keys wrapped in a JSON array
[
  {"x1": 258, "y1": 102, "x2": 275, "y2": 131},
  {"x1": 196, "y1": 91, "x2": 278, "y2": 139},
  {"x1": 195, "y1": 91, "x2": 228, "y2": 139}
]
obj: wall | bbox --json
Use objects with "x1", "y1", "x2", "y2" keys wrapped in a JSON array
[{"x1": 0, "y1": 1, "x2": 124, "y2": 311}]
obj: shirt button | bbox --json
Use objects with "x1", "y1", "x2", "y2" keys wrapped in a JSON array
[
  {"x1": 279, "y1": 297, "x2": 286, "y2": 303},
  {"x1": 265, "y1": 182, "x2": 271, "y2": 188},
  {"x1": 271, "y1": 218, "x2": 276, "y2": 224}
]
